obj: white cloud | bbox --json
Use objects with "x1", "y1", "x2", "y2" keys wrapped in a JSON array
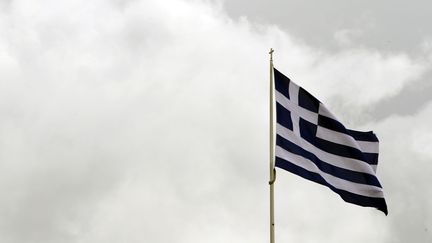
[{"x1": 0, "y1": 0, "x2": 431, "y2": 242}]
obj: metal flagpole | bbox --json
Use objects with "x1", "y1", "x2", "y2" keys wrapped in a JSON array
[{"x1": 269, "y1": 48, "x2": 276, "y2": 243}]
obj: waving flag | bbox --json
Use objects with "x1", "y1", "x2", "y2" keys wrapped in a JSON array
[{"x1": 274, "y1": 68, "x2": 388, "y2": 215}]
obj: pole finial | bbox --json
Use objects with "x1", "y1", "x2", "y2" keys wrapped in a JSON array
[{"x1": 269, "y1": 48, "x2": 274, "y2": 62}]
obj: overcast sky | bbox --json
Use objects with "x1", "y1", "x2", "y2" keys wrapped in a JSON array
[{"x1": 0, "y1": 0, "x2": 431, "y2": 242}]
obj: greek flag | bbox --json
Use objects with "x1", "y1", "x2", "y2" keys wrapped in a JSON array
[{"x1": 274, "y1": 68, "x2": 388, "y2": 215}]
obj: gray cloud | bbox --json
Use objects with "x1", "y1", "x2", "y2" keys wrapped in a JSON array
[
  {"x1": 367, "y1": 71, "x2": 432, "y2": 121},
  {"x1": 223, "y1": 0, "x2": 432, "y2": 54}
]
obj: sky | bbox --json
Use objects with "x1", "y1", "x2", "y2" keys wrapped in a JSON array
[{"x1": 0, "y1": 0, "x2": 431, "y2": 242}]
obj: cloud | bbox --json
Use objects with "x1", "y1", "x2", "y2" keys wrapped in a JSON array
[
  {"x1": 0, "y1": 0, "x2": 431, "y2": 242},
  {"x1": 334, "y1": 29, "x2": 363, "y2": 46},
  {"x1": 372, "y1": 102, "x2": 432, "y2": 243}
]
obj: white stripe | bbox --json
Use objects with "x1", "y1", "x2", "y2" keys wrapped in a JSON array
[
  {"x1": 289, "y1": 81, "x2": 300, "y2": 136},
  {"x1": 288, "y1": 81, "x2": 300, "y2": 106},
  {"x1": 275, "y1": 146, "x2": 384, "y2": 198},
  {"x1": 276, "y1": 123, "x2": 376, "y2": 175},
  {"x1": 358, "y1": 140, "x2": 379, "y2": 154},
  {"x1": 316, "y1": 126, "x2": 379, "y2": 154},
  {"x1": 275, "y1": 91, "x2": 318, "y2": 125},
  {"x1": 371, "y1": 164, "x2": 377, "y2": 173},
  {"x1": 319, "y1": 105, "x2": 379, "y2": 153}
]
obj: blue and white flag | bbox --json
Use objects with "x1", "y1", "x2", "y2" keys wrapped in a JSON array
[{"x1": 274, "y1": 68, "x2": 388, "y2": 215}]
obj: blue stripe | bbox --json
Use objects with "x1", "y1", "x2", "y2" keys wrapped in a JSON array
[
  {"x1": 318, "y1": 115, "x2": 378, "y2": 142},
  {"x1": 301, "y1": 118, "x2": 378, "y2": 165},
  {"x1": 319, "y1": 115, "x2": 379, "y2": 143},
  {"x1": 318, "y1": 115, "x2": 345, "y2": 133},
  {"x1": 347, "y1": 129, "x2": 379, "y2": 142},
  {"x1": 276, "y1": 134, "x2": 382, "y2": 187},
  {"x1": 274, "y1": 68, "x2": 291, "y2": 99},
  {"x1": 275, "y1": 157, "x2": 388, "y2": 215},
  {"x1": 363, "y1": 153, "x2": 378, "y2": 165},
  {"x1": 276, "y1": 102, "x2": 293, "y2": 131}
]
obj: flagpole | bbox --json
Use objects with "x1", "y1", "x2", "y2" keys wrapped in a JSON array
[{"x1": 269, "y1": 48, "x2": 276, "y2": 243}]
